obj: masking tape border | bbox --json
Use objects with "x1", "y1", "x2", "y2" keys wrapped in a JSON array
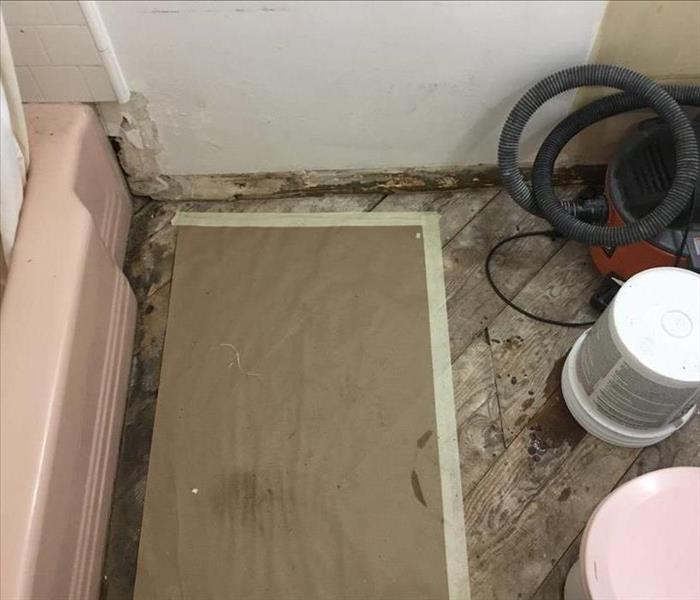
[{"x1": 171, "y1": 210, "x2": 470, "y2": 599}]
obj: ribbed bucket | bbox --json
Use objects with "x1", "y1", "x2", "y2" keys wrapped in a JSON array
[{"x1": 562, "y1": 267, "x2": 700, "y2": 447}]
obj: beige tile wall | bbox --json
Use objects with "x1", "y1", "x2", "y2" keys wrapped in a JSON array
[{"x1": 3, "y1": 0, "x2": 119, "y2": 102}]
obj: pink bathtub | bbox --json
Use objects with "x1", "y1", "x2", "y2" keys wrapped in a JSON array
[{"x1": 0, "y1": 105, "x2": 136, "y2": 599}]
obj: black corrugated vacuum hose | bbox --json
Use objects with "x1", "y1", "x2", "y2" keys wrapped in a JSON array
[{"x1": 498, "y1": 64, "x2": 700, "y2": 246}]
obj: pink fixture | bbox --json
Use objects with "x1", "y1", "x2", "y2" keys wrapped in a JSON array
[
  {"x1": 0, "y1": 105, "x2": 136, "y2": 599},
  {"x1": 565, "y1": 467, "x2": 700, "y2": 599}
]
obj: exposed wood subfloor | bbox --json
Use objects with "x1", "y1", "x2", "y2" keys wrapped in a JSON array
[{"x1": 102, "y1": 189, "x2": 700, "y2": 600}]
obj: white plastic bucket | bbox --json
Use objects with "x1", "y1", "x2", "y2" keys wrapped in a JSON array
[{"x1": 562, "y1": 267, "x2": 700, "y2": 448}]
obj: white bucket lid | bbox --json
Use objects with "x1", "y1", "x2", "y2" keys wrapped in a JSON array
[{"x1": 611, "y1": 267, "x2": 700, "y2": 385}]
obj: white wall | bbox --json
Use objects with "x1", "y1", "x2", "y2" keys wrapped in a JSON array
[{"x1": 99, "y1": 0, "x2": 607, "y2": 175}]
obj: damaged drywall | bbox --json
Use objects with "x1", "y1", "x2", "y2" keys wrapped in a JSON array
[
  {"x1": 97, "y1": 97, "x2": 605, "y2": 201},
  {"x1": 97, "y1": 1, "x2": 608, "y2": 182},
  {"x1": 97, "y1": 93, "x2": 170, "y2": 197},
  {"x1": 97, "y1": 92, "x2": 604, "y2": 201},
  {"x1": 92, "y1": 93, "x2": 604, "y2": 200}
]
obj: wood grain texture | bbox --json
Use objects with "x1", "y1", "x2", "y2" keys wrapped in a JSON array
[
  {"x1": 375, "y1": 189, "x2": 499, "y2": 245},
  {"x1": 489, "y1": 241, "x2": 599, "y2": 444},
  {"x1": 452, "y1": 333, "x2": 505, "y2": 496},
  {"x1": 103, "y1": 188, "x2": 700, "y2": 600},
  {"x1": 442, "y1": 191, "x2": 570, "y2": 361},
  {"x1": 618, "y1": 410, "x2": 700, "y2": 484},
  {"x1": 464, "y1": 389, "x2": 640, "y2": 600},
  {"x1": 530, "y1": 412, "x2": 700, "y2": 600},
  {"x1": 530, "y1": 533, "x2": 582, "y2": 600}
]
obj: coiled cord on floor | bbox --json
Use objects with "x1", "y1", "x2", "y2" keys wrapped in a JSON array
[{"x1": 484, "y1": 230, "x2": 596, "y2": 328}]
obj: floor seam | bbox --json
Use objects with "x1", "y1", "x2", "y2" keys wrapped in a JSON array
[
  {"x1": 528, "y1": 530, "x2": 583, "y2": 599},
  {"x1": 441, "y1": 188, "x2": 503, "y2": 247},
  {"x1": 459, "y1": 329, "x2": 508, "y2": 499},
  {"x1": 447, "y1": 220, "x2": 565, "y2": 366},
  {"x1": 484, "y1": 325, "x2": 508, "y2": 455},
  {"x1": 368, "y1": 192, "x2": 393, "y2": 211},
  {"x1": 131, "y1": 198, "x2": 153, "y2": 218},
  {"x1": 128, "y1": 206, "x2": 178, "y2": 254},
  {"x1": 519, "y1": 446, "x2": 642, "y2": 597}
]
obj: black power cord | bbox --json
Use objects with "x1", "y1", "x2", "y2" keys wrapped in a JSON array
[
  {"x1": 674, "y1": 219, "x2": 692, "y2": 268},
  {"x1": 484, "y1": 230, "x2": 596, "y2": 328},
  {"x1": 674, "y1": 187, "x2": 698, "y2": 267}
]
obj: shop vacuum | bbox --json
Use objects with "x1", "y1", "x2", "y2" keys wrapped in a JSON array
[
  {"x1": 492, "y1": 65, "x2": 700, "y2": 449},
  {"x1": 490, "y1": 64, "x2": 700, "y2": 319}
]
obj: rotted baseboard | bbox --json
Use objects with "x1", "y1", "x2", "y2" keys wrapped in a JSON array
[{"x1": 125, "y1": 164, "x2": 605, "y2": 202}]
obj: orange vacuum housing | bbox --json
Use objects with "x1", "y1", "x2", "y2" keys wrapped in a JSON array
[
  {"x1": 590, "y1": 198, "x2": 689, "y2": 280},
  {"x1": 589, "y1": 117, "x2": 699, "y2": 280}
]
